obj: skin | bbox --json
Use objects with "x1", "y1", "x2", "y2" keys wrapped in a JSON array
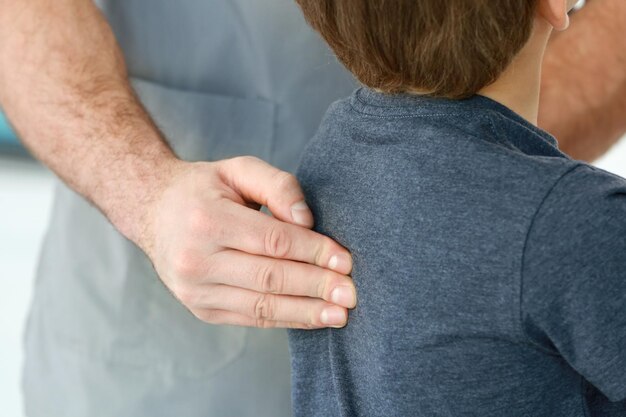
[
  {"x1": 480, "y1": 0, "x2": 582, "y2": 127},
  {"x1": 0, "y1": 0, "x2": 356, "y2": 329},
  {"x1": 538, "y1": 0, "x2": 626, "y2": 162}
]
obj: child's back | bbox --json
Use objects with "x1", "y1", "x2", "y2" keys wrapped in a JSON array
[
  {"x1": 289, "y1": 88, "x2": 626, "y2": 416},
  {"x1": 290, "y1": 0, "x2": 626, "y2": 415}
]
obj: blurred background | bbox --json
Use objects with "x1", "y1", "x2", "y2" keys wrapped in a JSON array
[
  {"x1": 1, "y1": 116, "x2": 54, "y2": 417},
  {"x1": 1, "y1": 118, "x2": 626, "y2": 416}
]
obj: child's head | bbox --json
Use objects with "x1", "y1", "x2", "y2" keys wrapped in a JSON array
[{"x1": 296, "y1": 0, "x2": 574, "y2": 99}]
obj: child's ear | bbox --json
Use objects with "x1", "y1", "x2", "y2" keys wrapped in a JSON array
[{"x1": 537, "y1": 0, "x2": 571, "y2": 31}]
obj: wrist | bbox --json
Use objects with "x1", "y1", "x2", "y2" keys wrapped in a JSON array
[{"x1": 101, "y1": 148, "x2": 187, "y2": 255}]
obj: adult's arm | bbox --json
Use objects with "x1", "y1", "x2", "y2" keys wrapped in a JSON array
[
  {"x1": 0, "y1": 0, "x2": 355, "y2": 328},
  {"x1": 539, "y1": 0, "x2": 626, "y2": 162}
]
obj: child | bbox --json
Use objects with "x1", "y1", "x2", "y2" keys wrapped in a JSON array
[{"x1": 289, "y1": 0, "x2": 626, "y2": 416}]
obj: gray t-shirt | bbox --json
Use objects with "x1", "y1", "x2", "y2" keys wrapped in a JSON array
[{"x1": 289, "y1": 88, "x2": 626, "y2": 417}]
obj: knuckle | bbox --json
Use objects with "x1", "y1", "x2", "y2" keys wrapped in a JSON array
[
  {"x1": 312, "y1": 236, "x2": 332, "y2": 267},
  {"x1": 264, "y1": 225, "x2": 292, "y2": 258},
  {"x1": 257, "y1": 262, "x2": 285, "y2": 294},
  {"x1": 171, "y1": 248, "x2": 203, "y2": 279},
  {"x1": 253, "y1": 293, "x2": 276, "y2": 321},
  {"x1": 291, "y1": 322, "x2": 317, "y2": 330},
  {"x1": 273, "y1": 171, "x2": 298, "y2": 192},
  {"x1": 316, "y1": 270, "x2": 336, "y2": 299}
]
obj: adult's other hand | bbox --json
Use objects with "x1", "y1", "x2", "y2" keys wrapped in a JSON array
[{"x1": 539, "y1": 0, "x2": 626, "y2": 162}]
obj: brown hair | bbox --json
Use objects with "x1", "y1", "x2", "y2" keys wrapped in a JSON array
[{"x1": 296, "y1": 0, "x2": 538, "y2": 98}]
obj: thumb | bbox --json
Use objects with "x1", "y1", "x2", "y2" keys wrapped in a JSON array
[{"x1": 218, "y1": 156, "x2": 314, "y2": 228}]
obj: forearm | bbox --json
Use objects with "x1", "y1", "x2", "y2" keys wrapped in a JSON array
[
  {"x1": 0, "y1": 0, "x2": 181, "y2": 248},
  {"x1": 539, "y1": 0, "x2": 626, "y2": 162},
  {"x1": 0, "y1": 0, "x2": 358, "y2": 330}
]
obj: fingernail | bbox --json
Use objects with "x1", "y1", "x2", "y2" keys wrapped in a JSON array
[
  {"x1": 330, "y1": 285, "x2": 356, "y2": 308},
  {"x1": 320, "y1": 306, "x2": 347, "y2": 327},
  {"x1": 290, "y1": 201, "x2": 311, "y2": 226},
  {"x1": 328, "y1": 253, "x2": 352, "y2": 273}
]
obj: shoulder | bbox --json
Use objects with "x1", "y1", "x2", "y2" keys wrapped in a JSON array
[
  {"x1": 529, "y1": 163, "x2": 626, "y2": 240},
  {"x1": 296, "y1": 93, "x2": 359, "y2": 185},
  {"x1": 523, "y1": 163, "x2": 626, "y2": 278}
]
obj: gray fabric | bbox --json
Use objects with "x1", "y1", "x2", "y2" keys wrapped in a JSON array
[
  {"x1": 289, "y1": 88, "x2": 626, "y2": 417},
  {"x1": 23, "y1": 1, "x2": 354, "y2": 416}
]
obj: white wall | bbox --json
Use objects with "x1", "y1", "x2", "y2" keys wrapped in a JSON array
[
  {"x1": 595, "y1": 136, "x2": 626, "y2": 177},
  {"x1": 0, "y1": 157, "x2": 54, "y2": 417}
]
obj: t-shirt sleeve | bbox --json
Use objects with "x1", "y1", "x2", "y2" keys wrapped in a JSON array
[{"x1": 522, "y1": 164, "x2": 626, "y2": 402}]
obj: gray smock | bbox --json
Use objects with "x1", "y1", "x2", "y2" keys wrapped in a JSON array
[{"x1": 22, "y1": 1, "x2": 354, "y2": 416}]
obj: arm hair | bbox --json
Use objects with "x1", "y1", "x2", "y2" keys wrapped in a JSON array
[{"x1": 0, "y1": 0, "x2": 181, "y2": 249}]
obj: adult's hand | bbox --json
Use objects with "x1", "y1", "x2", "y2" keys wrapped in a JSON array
[
  {"x1": 539, "y1": 0, "x2": 626, "y2": 162},
  {"x1": 0, "y1": 0, "x2": 355, "y2": 330},
  {"x1": 145, "y1": 156, "x2": 356, "y2": 329}
]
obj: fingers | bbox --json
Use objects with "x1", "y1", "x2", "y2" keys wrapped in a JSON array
[
  {"x1": 219, "y1": 203, "x2": 353, "y2": 275},
  {"x1": 201, "y1": 250, "x2": 357, "y2": 308},
  {"x1": 190, "y1": 285, "x2": 349, "y2": 328},
  {"x1": 192, "y1": 310, "x2": 318, "y2": 330},
  {"x1": 172, "y1": 247, "x2": 356, "y2": 327},
  {"x1": 150, "y1": 159, "x2": 357, "y2": 330},
  {"x1": 218, "y1": 156, "x2": 314, "y2": 227}
]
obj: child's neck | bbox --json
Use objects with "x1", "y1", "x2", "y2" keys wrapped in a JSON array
[{"x1": 478, "y1": 19, "x2": 553, "y2": 126}]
